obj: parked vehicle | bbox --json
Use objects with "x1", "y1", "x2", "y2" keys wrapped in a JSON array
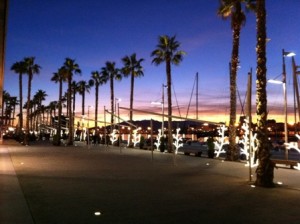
[{"x1": 179, "y1": 142, "x2": 207, "y2": 157}]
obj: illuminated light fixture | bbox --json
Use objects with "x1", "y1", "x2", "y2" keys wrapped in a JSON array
[
  {"x1": 250, "y1": 185, "x2": 256, "y2": 188},
  {"x1": 267, "y1": 79, "x2": 283, "y2": 84},
  {"x1": 206, "y1": 163, "x2": 210, "y2": 166},
  {"x1": 283, "y1": 51, "x2": 296, "y2": 57},
  {"x1": 277, "y1": 181, "x2": 283, "y2": 185},
  {"x1": 151, "y1": 101, "x2": 162, "y2": 105},
  {"x1": 94, "y1": 211, "x2": 101, "y2": 216}
]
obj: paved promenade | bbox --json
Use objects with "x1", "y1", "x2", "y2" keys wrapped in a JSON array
[{"x1": 1, "y1": 140, "x2": 300, "y2": 224}]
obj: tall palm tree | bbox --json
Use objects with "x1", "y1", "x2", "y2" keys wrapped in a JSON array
[
  {"x1": 254, "y1": 0, "x2": 274, "y2": 187},
  {"x1": 23, "y1": 57, "x2": 41, "y2": 145},
  {"x1": 11, "y1": 60, "x2": 26, "y2": 132},
  {"x1": 89, "y1": 71, "x2": 108, "y2": 129},
  {"x1": 101, "y1": 61, "x2": 122, "y2": 125},
  {"x1": 218, "y1": 0, "x2": 255, "y2": 161},
  {"x1": 33, "y1": 89, "x2": 48, "y2": 129},
  {"x1": 77, "y1": 80, "x2": 91, "y2": 116},
  {"x1": 151, "y1": 35, "x2": 185, "y2": 152},
  {"x1": 7, "y1": 96, "x2": 18, "y2": 126},
  {"x1": 48, "y1": 101, "x2": 58, "y2": 124},
  {"x1": 2, "y1": 90, "x2": 10, "y2": 125},
  {"x1": 71, "y1": 81, "x2": 80, "y2": 118},
  {"x1": 63, "y1": 58, "x2": 81, "y2": 146},
  {"x1": 51, "y1": 67, "x2": 67, "y2": 145},
  {"x1": 121, "y1": 53, "x2": 144, "y2": 147}
]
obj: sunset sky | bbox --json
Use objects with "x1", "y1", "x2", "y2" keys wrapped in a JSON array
[{"x1": 4, "y1": 0, "x2": 300, "y2": 124}]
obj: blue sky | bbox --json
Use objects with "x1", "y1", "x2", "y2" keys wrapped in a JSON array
[{"x1": 4, "y1": 0, "x2": 300, "y2": 123}]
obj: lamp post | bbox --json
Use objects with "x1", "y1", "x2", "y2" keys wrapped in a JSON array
[
  {"x1": 161, "y1": 84, "x2": 167, "y2": 137},
  {"x1": 87, "y1": 105, "x2": 92, "y2": 147},
  {"x1": 268, "y1": 49, "x2": 295, "y2": 160},
  {"x1": 282, "y1": 49, "x2": 295, "y2": 160},
  {"x1": 151, "y1": 84, "x2": 166, "y2": 136}
]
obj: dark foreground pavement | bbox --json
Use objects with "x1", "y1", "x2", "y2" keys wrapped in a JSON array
[{"x1": 1, "y1": 140, "x2": 300, "y2": 224}]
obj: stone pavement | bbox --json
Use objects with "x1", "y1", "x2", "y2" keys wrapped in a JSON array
[{"x1": 1, "y1": 139, "x2": 300, "y2": 224}]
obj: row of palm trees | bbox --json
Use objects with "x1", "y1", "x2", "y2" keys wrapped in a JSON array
[
  {"x1": 11, "y1": 54, "x2": 144, "y2": 145},
  {"x1": 9, "y1": 35, "x2": 185, "y2": 149},
  {"x1": 1, "y1": 90, "x2": 17, "y2": 126},
  {"x1": 1, "y1": 89, "x2": 57, "y2": 128},
  {"x1": 7, "y1": 0, "x2": 272, "y2": 187}
]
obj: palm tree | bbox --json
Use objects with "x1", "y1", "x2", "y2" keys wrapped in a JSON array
[
  {"x1": 23, "y1": 57, "x2": 41, "y2": 145},
  {"x1": 218, "y1": 0, "x2": 255, "y2": 161},
  {"x1": 7, "y1": 96, "x2": 18, "y2": 126},
  {"x1": 254, "y1": 0, "x2": 274, "y2": 187},
  {"x1": 121, "y1": 53, "x2": 144, "y2": 147},
  {"x1": 2, "y1": 90, "x2": 10, "y2": 125},
  {"x1": 89, "y1": 71, "x2": 108, "y2": 129},
  {"x1": 11, "y1": 60, "x2": 26, "y2": 132},
  {"x1": 101, "y1": 61, "x2": 122, "y2": 126},
  {"x1": 77, "y1": 80, "x2": 91, "y2": 116},
  {"x1": 48, "y1": 101, "x2": 58, "y2": 125},
  {"x1": 151, "y1": 35, "x2": 185, "y2": 152},
  {"x1": 33, "y1": 89, "x2": 48, "y2": 129},
  {"x1": 71, "y1": 81, "x2": 80, "y2": 118},
  {"x1": 63, "y1": 58, "x2": 81, "y2": 146},
  {"x1": 51, "y1": 67, "x2": 67, "y2": 145}
]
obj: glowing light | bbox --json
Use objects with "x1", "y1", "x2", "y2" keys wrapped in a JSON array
[
  {"x1": 214, "y1": 125, "x2": 228, "y2": 158},
  {"x1": 250, "y1": 185, "x2": 256, "y2": 188},
  {"x1": 284, "y1": 52, "x2": 296, "y2": 57},
  {"x1": 277, "y1": 181, "x2": 283, "y2": 185},
  {"x1": 240, "y1": 119, "x2": 258, "y2": 167},
  {"x1": 129, "y1": 129, "x2": 141, "y2": 147},
  {"x1": 206, "y1": 163, "x2": 210, "y2": 166},
  {"x1": 94, "y1": 211, "x2": 101, "y2": 216},
  {"x1": 268, "y1": 79, "x2": 283, "y2": 84},
  {"x1": 154, "y1": 129, "x2": 162, "y2": 151},
  {"x1": 110, "y1": 129, "x2": 118, "y2": 145},
  {"x1": 173, "y1": 128, "x2": 183, "y2": 154}
]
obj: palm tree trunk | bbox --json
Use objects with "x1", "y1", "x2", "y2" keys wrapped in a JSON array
[
  {"x1": 129, "y1": 73, "x2": 134, "y2": 147},
  {"x1": 19, "y1": 73, "x2": 23, "y2": 131},
  {"x1": 82, "y1": 91, "x2": 85, "y2": 116},
  {"x1": 94, "y1": 83, "x2": 99, "y2": 129},
  {"x1": 25, "y1": 73, "x2": 32, "y2": 145},
  {"x1": 255, "y1": 0, "x2": 274, "y2": 187},
  {"x1": 227, "y1": 23, "x2": 240, "y2": 161},
  {"x1": 166, "y1": 59, "x2": 173, "y2": 152},
  {"x1": 67, "y1": 77, "x2": 73, "y2": 145},
  {"x1": 56, "y1": 79, "x2": 62, "y2": 146},
  {"x1": 110, "y1": 75, "x2": 114, "y2": 126}
]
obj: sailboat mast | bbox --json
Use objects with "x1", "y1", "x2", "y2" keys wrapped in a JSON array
[{"x1": 196, "y1": 72, "x2": 198, "y2": 120}]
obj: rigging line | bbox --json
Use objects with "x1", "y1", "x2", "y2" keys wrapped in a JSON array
[
  {"x1": 185, "y1": 74, "x2": 196, "y2": 119},
  {"x1": 237, "y1": 86, "x2": 245, "y2": 116},
  {"x1": 172, "y1": 82, "x2": 182, "y2": 118},
  {"x1": 242, "y1": 89, "x2": 247, "y2": 116}
]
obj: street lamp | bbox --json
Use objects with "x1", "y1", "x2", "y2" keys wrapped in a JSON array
[
  {"x1": 282, "y1": 49, "x2": 295, "y2": 160},
  {"x1": 87, "y1": 105, "x2": 93, "y2": 147},
  {"x1": 151, "y1": 84, "x2": 167, "y2": 136},
  {"x1": 268, "y1": 50, "x2": 295, "y2": 160}
]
